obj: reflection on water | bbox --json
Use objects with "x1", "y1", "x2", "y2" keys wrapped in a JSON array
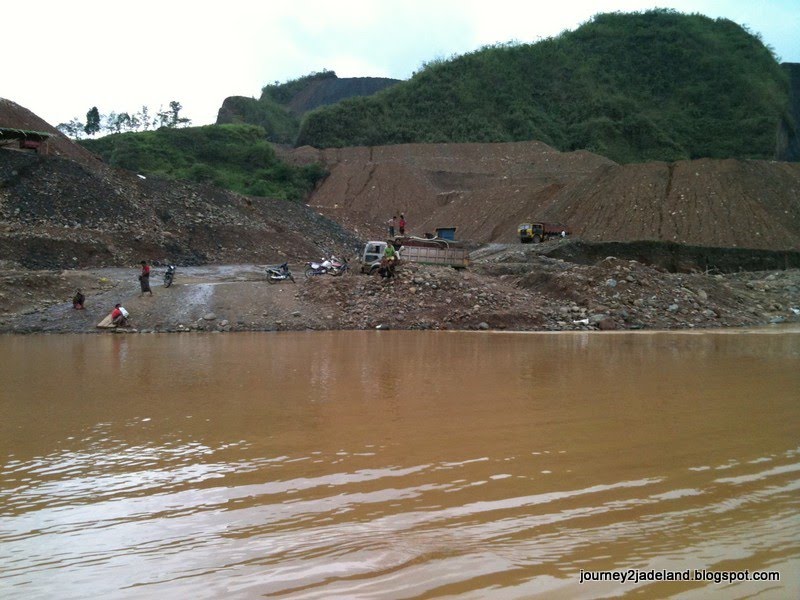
[{"x1": 1, "y1": 330, "x2": 799, "y2": 599}]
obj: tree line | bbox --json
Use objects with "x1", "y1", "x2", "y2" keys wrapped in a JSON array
[
  {"x1": 57, "y1": 101, "x2": 191, "y2": 139},
  {"x1": 81, "y1": 123, "x2": 327, "y2": 201}
]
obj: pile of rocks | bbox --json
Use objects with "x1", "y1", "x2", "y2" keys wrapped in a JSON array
[
  {"x1": 298, "y1": 256, "x2": 800, "y2": 332},
  {"x1": 0, "y1": 152, "x2": 361, "y2": 269}
]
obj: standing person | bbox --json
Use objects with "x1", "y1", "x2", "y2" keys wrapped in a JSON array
[
  {"x1": 139, "y1": 260, "x2": 153, "y2": 297},
  {"x1": 72, "y1": 289, "x2": 85, "y2": 309},
  {"x1": 398, "y1": 214, "x2": 406, "y2": 235},
  {"x1": 387, "y1": 215, "x2": 396, "y2": 238},
  {"x1": 380, "y1": 240, "x2": 398, "y2": 279}
]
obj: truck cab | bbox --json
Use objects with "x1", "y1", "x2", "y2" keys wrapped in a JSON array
[
  {"x1": 360, "y1": 241, "x2": 396, "y2": 274},
  {"x1": 360, "y1": 236, "x2": 469, "y2": 273},
  {"x1": 518, "y1": 222, "x2": 570, "y2": 243},
  {"x1": 518, "y1": 223, "x2": 535, "y2": 243}
]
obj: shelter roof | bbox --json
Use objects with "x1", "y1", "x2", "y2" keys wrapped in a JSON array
[{"x1": 0, "y1": 127, "x2": 51, "y2": 142}]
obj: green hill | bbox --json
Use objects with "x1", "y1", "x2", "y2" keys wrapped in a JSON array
[
  {"x1": 81, "y1": 124, "x2": 326, "y2": 201},
  {"x1": 296, "y1": 10, "x2": 791, "y2": 162},
  {"x1": 216, "y1": 71, "x2": 399, "y2": 144},
  {"x1": 215, "y1": 95, "x2": 300, "y2": 145}
]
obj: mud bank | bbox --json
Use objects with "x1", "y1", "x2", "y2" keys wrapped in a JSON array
[{"x1": 1, "y1": 253, "x2": 798, "y2": 334}]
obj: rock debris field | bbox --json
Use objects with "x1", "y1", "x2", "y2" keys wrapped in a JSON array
[{"x1": 2, "y1": 243, "x2": 798, "y2": 334}]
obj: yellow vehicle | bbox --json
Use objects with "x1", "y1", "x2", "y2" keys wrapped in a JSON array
[{"x1": 518, "y1": 222, "x2": 570, "y2": 244}]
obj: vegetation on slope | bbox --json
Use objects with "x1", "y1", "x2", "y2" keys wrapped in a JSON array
[
  {"x1": 296, "y1": 10, "x2": 790, "y2": 162},
  {"x1": 214, "y1": 73, "x2": 337, "y2": 144},
  {"x1": 218, "y1": 70, "x2": 398, "y2": 144},
  {"x1": 82, "y1": 124, "x2": 326, "y2": 201},
  {"x1": 217, "y1": 96, "x2": 299, "y2": 145},
  {"x1": 261, "y1": 70, "x2": 339, "y2": 105}
]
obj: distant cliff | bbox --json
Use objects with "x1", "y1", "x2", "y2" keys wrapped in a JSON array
[
  {"x1": 216, "y1": 71, "x2": 399, "y2": 144},
  {"x1": 281, "y1": 74, "x2": 400, "y2": 116}
]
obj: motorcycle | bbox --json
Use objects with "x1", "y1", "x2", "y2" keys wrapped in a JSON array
[
  {"x1": 163, "y1": 264, "x2": 176, "y2": 288},
  {"x1": 304, "y1": 256, "x2": 349, "y2": 278},
  {"x1": 266, "y1": 262, "x2": 295, "y2": 284}
]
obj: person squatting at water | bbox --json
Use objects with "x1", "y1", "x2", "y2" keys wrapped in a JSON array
[
  {"x1": 72, "y1": 289, "x2": 85, "y2": 309},
  {"x1": 111, "y1": 303, "x2": 129, "y2": 327},
  {"x1": 139, "y1": 260, "x2": 153, "y2": 297}
]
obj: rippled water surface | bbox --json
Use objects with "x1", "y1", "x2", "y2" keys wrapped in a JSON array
[{"x1": 1, "y1": 329, "x2": 799, "y2": 599}]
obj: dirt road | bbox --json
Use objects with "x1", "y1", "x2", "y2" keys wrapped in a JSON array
[
  {"x1": 0, "y1": 264, "x2": 324, "y2": 334},
  {"x1": 2, "y1": 251, "x2": 799, "y2": 334}
]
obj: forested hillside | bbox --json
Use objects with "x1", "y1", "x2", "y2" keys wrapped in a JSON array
[
  {"x1": 81, "y1": 124, "x2": 326, "y2": 200},
  {"x1": 296, "y1": 10, "x2": 791, "y2": 163}
]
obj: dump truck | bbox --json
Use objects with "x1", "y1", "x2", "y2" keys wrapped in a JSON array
[
  {"x1": 518, "y1": 222, "x2": 571, "y2": 243},
  {"x1": 360, "y1": 236, "x2": 469, "y2": 274}
]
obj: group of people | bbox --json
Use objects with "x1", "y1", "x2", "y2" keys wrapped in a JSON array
[
  {"x1": 73, "y1": 260, "x2": 155, "y2": 329},
  {"x1": 386, "y1": 214, "x2": 407, "y2": 238},
  {"x1": 381, "y1": 214, "x2": 411, "y2": 279}
]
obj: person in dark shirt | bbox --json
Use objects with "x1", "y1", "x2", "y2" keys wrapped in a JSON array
[{"x1": 72, "y1": 289, "x2": 85, "y2": 309}]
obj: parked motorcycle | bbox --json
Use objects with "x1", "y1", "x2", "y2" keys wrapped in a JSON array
[
  {"x1": 304, "y1": 256, "x2": 349, "y2": 278},
  {"x1": 266, "y1": 262, "x2": 295, "y2": 284},
  {"x1": 163, "y1": 264, "x2": 176, "y2": 288}
]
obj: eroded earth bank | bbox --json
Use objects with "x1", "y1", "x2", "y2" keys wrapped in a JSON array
[{"x1": 2, "y1": 241, "x2": 798, "y2": 334}]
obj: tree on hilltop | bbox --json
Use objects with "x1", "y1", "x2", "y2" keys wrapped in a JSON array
[
  {"x1": 84, "y1": 107, "x2": 101, "y2": 136},
  {"x1": 57, "y1": 118, "x2": 84, "y2": 139},
  {"x1": 57, "y1": 101, "x2": 192, "y2": 139}
]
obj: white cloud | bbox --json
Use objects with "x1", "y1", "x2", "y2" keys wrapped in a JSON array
[{"x1": 2, "y1": 0, "x2": 797, "y2": 129}]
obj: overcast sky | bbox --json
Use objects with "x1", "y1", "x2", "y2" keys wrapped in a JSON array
[{"x1": 4, "y1": 0, "x2": 798, "y2": 130}]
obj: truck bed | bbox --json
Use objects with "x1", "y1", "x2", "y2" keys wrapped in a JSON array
[{"x1": 399, "y1": 244, "x2": 469, "y2": 268}]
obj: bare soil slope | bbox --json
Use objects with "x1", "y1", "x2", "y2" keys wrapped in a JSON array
[
  {"x1": 0, "y1": 98, "x2": 101, "y2": 168},
  {"x1": 553, "y1": 159, "x2": 800, "y2": 249},
  {"x1": 297, "y1": 143, "x2": 800, "y2": 250},
  {"x1": 1, "y1": 101, "x2": 360, "y2": 269}
]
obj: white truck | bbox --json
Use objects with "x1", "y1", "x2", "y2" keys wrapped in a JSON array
[{"x1": 359, "y1": 237, "x2": 470, "y2": 274}]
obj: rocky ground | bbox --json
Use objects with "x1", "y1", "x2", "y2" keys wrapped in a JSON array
[
  {"x1": 2, "y1": 100, "x2": 798, "y2": 335},
  {"x1": 2, "y1": 243, "x2": 798, "y2": 334}
]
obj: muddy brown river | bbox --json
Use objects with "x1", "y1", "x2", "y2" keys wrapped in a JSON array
[{"x1": 1, "y1": 329, "x2": 798, "y2": 599}]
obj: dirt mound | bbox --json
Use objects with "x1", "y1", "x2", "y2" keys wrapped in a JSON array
[
  {"x1": 542, "y1": 240, "x2": 800, "y2": 273},
  {"x1": 1, "y1": 147, "x2": 360, "y2": 269},
  {"x1": 302, "y1": 141, "x2": 613, "y2": 241},
  {"x1": 0, "y1": 98, "x2": 102, "y2": 168},
  {"x1": 299, "y1": 143, "x2": 800, "y2": 251},
  {"x1": 551, "y1": 159, "x2": 800, "y2": 250}
]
